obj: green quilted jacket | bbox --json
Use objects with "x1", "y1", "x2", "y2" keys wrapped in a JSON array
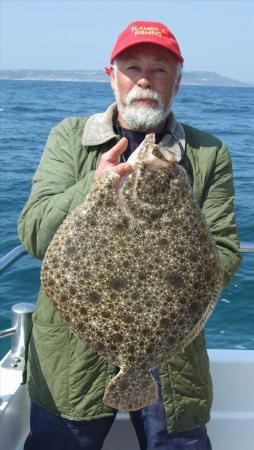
[{"x1": 18, "y1": 104, "x2": 241, "y2": 433}]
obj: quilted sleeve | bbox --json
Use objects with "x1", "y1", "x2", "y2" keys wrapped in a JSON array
[
  {"x1": 18, "y1": 119, "x2": 94, "y2": 260},
  {"x1": 201, "y1": 143, "x2": 242, "y2": 287}
]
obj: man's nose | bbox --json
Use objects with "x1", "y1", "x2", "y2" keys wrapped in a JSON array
[{"x1": 137, "y1": 71, "x2": 152, "y2": 89}]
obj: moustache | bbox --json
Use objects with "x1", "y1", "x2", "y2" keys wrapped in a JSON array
[{"x1": 126, "y1": 88, "x2": 163, "y2": 108}]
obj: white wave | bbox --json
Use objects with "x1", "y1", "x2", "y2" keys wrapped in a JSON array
[{"x1": 220, "y1": 298, "x2": 231, "y2": 303}]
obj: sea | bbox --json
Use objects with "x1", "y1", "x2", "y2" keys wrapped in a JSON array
[{"x1": 0, "y1": 79, "x2": 253, "y2": 358}]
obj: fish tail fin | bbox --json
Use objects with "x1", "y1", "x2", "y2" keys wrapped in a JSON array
[{"x1": 103, "y1": 368, "x2": 158, "y2": 411}]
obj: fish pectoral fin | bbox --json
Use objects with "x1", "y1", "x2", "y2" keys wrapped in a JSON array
[{"x1": 103, "y1": 368, "x2": 158, "y2": 411}]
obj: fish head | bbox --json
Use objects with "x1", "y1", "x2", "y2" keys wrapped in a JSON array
[
  {"x1": 118, "y1": 134, "x2": 180, "y2": 220},
  {"x1": 127, "y1": 133, "x2": 177, "y2": 171}
]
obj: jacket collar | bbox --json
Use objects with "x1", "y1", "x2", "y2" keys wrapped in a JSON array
[{"x1": 82, "y1": 102, "x2": 185, "y2": 162}]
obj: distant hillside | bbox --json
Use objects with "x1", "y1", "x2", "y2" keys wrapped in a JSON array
[
  {"x1": 0, "y1": 69, "x2": 252, "y2": 87},
  {"x1": 182, "y1": 71, "x2": 251, "y2": 87}
]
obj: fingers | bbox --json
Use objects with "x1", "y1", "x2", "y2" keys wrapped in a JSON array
[
  {"x1": 93, "y1": 137, "x2": 133, "y2": 185},
  {"x1": 114, "y1": 162, "x2": 133, "y2": 178},
  {"x1": 101, "y1": 137, "x2": 128, "y2": 163}
]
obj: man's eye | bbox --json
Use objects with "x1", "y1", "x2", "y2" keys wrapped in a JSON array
[
  {"x1": 126, "y1": 66, "x2": 140, "y2": 71},
  {"x1": 153, "y1": 68, "x2": 167, "y2": 74}
]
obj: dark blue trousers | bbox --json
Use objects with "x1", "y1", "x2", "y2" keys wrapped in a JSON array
[{"x1": 24, "y1": 370, "x2": 212, "y2": 450}]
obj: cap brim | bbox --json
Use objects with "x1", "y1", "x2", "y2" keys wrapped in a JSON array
[{"x1": 110, "y1": 38, "x2": 184, "y2": 64}]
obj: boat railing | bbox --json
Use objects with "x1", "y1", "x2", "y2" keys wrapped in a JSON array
[
  {"x1": 0, "y1": 245, "x2": 33, "y2": 369},
  {"x1": 0, "y1": 245, "x2": 28, "y2": 274},
  {"x1": 0, "y1": 242, "x2": 254, "y2": 368}
]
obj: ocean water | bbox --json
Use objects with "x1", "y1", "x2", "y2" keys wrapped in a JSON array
[{"x1": 0, "y1": 80, "x2": 253, "y2": 358}]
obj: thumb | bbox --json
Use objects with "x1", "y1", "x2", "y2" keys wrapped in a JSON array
[{"x1": 104, "y1": 137, "x2": 129, "y2": 163}]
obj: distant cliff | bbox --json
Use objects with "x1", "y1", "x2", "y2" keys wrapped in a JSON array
[
  {"x1": 182, "y1": 71, "x2": 251, "y2": 86},
  {"x1": 0, "y1": 69, "x2": 251, "y2": 87}
]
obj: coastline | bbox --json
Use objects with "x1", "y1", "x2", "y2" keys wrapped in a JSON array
[
  {"x1": 0, "y1": 77, "x2": 253, "y2": 87},
  {"x1": 0, "y1": 70, "x2": 252, "y2": 87}
]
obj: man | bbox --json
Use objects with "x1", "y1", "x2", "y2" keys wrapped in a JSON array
[{"x1": 18, "y1": 20, "x2": 241, "y2": 450}]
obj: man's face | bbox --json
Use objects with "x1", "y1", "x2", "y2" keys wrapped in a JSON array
[{"x1": 110, "y1": 43, "x2": 181, "y2": 131}]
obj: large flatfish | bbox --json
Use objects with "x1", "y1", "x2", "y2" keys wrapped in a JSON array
[{"x1": 41, "y1": 134, "x2": 223, "y2": 411}]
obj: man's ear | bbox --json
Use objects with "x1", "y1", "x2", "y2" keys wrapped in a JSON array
[
  {"x1": 173, "y1": 74, "x2": 182, "y2": 97},
  {"x1": 110, "y1": 65, "x2": 116, "y2": 91}
]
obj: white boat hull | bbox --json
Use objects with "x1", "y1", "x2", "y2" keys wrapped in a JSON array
[{"x1": 1, "y1": 349, "x2": 254, "y2": 450}]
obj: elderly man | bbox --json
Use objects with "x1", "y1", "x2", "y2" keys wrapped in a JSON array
[{"x1": 19, "y1": 20, "x2": 241, "y2": 450}]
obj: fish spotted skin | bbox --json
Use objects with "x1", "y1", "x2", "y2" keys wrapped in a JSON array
[{"x1": 41, "y1": 134, "x2": 223, "y2": 411}]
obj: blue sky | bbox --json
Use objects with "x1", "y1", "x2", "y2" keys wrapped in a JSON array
[{"x1": 1, "y1": 0, "x2": 254, "y2": 83}]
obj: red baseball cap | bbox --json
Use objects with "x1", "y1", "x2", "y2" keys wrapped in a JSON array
[{"x1": 108, "y1": 20, "x2": 184, "y2": 67}]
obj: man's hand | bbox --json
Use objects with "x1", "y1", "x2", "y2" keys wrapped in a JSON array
[{"x1": 93, "y1": 137, "x2": 133, "y2": 184}]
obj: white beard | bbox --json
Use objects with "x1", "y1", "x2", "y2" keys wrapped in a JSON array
[{"x1": 114, "y1": 86, "x2": 171, "y2": 131}]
